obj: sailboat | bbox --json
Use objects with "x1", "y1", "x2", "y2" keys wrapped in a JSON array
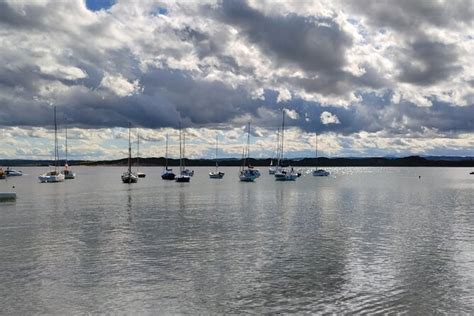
[
  {"x1": 5, "y1": 167, "x2": 23, "y2": 177},
  {"x1": 268, "y1": 128, "x2": 279, "y2": 175},
  {"x1": 39, "y1": 107, "x2": 65, "y2": 183},
  {"x1": 62, "y1": 121, "x2": 76, "y2": 179},
  {"x1": 239, "y1": 122, "x2": 259, "y2": 182},
  {"x1": 209, "y1": 135, "x2": 225, "y2": 179},
  {"x1": 121, "y1": 122, "x2": 138, "y2": 183},
  {"x1": 274, "y1": 110, "x2": 298, "y2": 181},
  {"x1": 136, "y1": 130, "x2": 146, "y2": 178},
  {"x1": 312, "y1": 133, "x2": 330, "y2": 177},
  {"x1": 161, "y1": 133, "x2": 176, "y2": 180},
  {"x1": 175, "y1": 124, "x2": 190, "y2": 182},
  {"x1": 180, "y1": 131, "x2": 194, "y2": 177}
]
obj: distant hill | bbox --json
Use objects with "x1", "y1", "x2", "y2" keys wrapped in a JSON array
[{"x1": 1, "y1": 156, "x2": 473, "y2": 167}]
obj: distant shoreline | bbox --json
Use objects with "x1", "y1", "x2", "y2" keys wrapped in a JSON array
[{"x1": 1, "y1": 156, "x2": 473, "y2": 167}]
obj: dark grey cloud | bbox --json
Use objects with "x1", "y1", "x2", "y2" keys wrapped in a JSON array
[
  {"x1": 208, "y1": 0, "x2": 389, "y2": 96},
  {"x1": 282, "y1": 64, "x2": 390, "y2": 96},
  {"x1": 215, "y1": 0, "x2": 352, "y2": 73},
  {"x1": 396, "y1": 40, "x2": 462, "y2": 86},
  {"x1": 0, "y1": 1, "x2": 44, "y2": 29},
  {"x1": 176, "y1": 25, "x2": 247, "y2": 75},
  {"x1": 344, "y1": 0, "x2": 468, "y2": 88},
  {"x1": 346, "y1": 0, "x2": 473, "y2": 33},
  {"x1": 0, "y1": 65, "x2": 263, "y2": 129}
]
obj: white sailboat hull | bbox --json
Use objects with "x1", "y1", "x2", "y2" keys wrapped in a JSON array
[
  {"x1": 122, "y1": 172, "x2": 138, "y2": 183},
  {"x1": 62, "y1": 169, "x2": 76, "y2": 179},
  {"x1": 275, "y1": 171, "x2": 298, "y2": 181},
  {"x1": 176, "y1": 174, "x2": 190, "y2": 182},
  {"x1": 313, "y1": 169, "x2": 330, "y2": 177},
  {"x1": 39, "y1": 172, "x2": 65, "y2": 183},
  {"x1": 6, "y1": 169, "x2": 23, "y2": 177},
  {"x1": 209, "y1": 171, "x2": 225, "y2": 179},
  {"x1": 182, "y1": 169, "x2": 194, "y2": 176},
  {"x1": 162, "y1": 168, "x2": 176, "y2": 180},
  {"x1": 239, "y1": 169, "x2": 258, "y2": 182}
]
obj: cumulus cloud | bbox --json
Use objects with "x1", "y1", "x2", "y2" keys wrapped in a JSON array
[
  {"x1": 100, "y1": 73, "x2": 140, "y2": 97},
  {"x1": 320, "y1": 111, "x2": 341, "y2": 125},
  {"x1": 0, "y1": 0, "x2": 472, "y2": 158}
]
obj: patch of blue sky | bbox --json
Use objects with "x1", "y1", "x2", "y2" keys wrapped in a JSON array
[
  {"x1": 85, "y1": 0, "x2": 115, "y2": 12},
  {"x1": 149, "y1": 6, "x2": 168, "y2": 16}
]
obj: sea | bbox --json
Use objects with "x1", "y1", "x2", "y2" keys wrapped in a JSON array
[{"x1": 0, "y1": 166, "x2": 473, "y2": 314}]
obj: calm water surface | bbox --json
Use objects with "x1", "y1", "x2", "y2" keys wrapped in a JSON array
[{"x1": 0, "y1": 167, "x2": 473, "y2": 313}]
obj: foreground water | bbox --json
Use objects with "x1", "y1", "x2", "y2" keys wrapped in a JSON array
[{"x1": 0, "y1": 166, "x2": 473, "y2": 313}]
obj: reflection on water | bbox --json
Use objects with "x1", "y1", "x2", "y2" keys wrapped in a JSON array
[{"x1": 0, "y1": 166, "x2": 473, "y2": 314}]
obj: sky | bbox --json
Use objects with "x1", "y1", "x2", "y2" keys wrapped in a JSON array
[{"x1": 0, "y1": 0, "x2": 473, "y2": 160}]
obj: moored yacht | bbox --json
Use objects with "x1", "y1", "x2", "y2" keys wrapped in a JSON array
[
  {"x1": 268, "y1": 162, "x2": 276, "y2": 175},
  {"x1": 239, "y1": 168, "x2": 258, "y2": 182},
  {"x1": 274, "y1": 109, "x2": 299, "y2": 181},
  {"x1": 62, "y1": 164, "x2": 76, "y2": 180},
  {"x1": 275, "y1": 166, "x2": 298, "y2": 181},
  {"x1": 312, "y1": 133, "x2": 329, "y2": 177},
  {"x1": 239, "y1": 122, "x2": 258, "y2": 182},
  {"x1": 313, "y1": 169, "x2": 330, "y2": 176},
  {"x1": 39, "y1": 169, "x2": 65, "y2": 183},
  {"x1": 209, "y1": 171, "x2": 225, "y2": 179},
  {"x1": 136, "y1": 131, "x2": 146, "y2": 178},
  {"x1": 268, "y1": 128, "x2": 280, "y2": 174},
  {"x1": 161, "y1": 134, "x2": 176, "y2": 180},
  {"x1": 39, "y1": 107, "x2": 65, "y2": 183},
  {"x1": 121, "y1": 123, "x2": 138, "y2": 183},
  {"x1": 62, "y1": 121, "x2": 76, "y2": 179},
  {"x1": 182, "y1": 169, "x2": 194, "y2": 177},
  {"x1": 5, "y1": 167, "x2": 23, "y2": 177},
  {"x1": 209, "y1": 135, "x2": 225, "y2": 179},
  {"x1": 175, "y1": 124, "x2": 190, "y2": 183},
  {"x1": 161, "y1": 168, "x2": 175, "y2": 180}
]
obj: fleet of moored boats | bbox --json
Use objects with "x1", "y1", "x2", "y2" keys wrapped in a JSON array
[{"x1": 1, "y1": 108, "x2": 471, "y2": 201}]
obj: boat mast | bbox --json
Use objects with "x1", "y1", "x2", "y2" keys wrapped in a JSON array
[
  {"x1": 65, "y1": 119, "x2": 68, "y2": 165},
  {"x1": 178, "y1": 123, "x2": 183, "y2": 174},
  {"x1": 245, "y1": 122, "x2": 250, "y2": 167},
  {"x1": 275, "y1": 128, "x2": 280, "y2": 166},
  {"x1": 183, "y1": 128, "x2": 186, "y2": 171},
  {"x1": 315, "y1": 133, "x2": 318, "y2": 169},
  {"x1": 54, "y1": 106, "x2": 58, "y2": 171},
  {"x1": 280, "y1": 109, "x2": 285, "y2": 165},
  {"x1": 215, "y1": 134, "x2": 219, "y2": 172},
  {"x1": 137, "y1": 129, "x2": 140, "y2": 172},
  {"x1": 165, "y1": 133, "x2": 169, "y2": 169},
  {"x1": 128, "y1": 122, "x2": 132, "y2": 174}
]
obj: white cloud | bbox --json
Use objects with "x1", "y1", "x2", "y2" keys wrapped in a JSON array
[
  {"x1": 320, "y1": 111, "x2": 341, "y2": 124},
  {"x1": 0, "y1": 0, "x2": 472, "y2": 159},
  {"x1": 40, "y1": 65, "x2": 87, "y2": 81},
  {"x1": 100, "y1": 73, "x2": 141, "y2": 97},
  {"x1": 284, "y1": 108, "x2": 299, "y2": 120}
]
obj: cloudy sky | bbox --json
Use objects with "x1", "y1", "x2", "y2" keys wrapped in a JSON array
[{"x1": 0, "y1": 0, "x2": 473, "y2": 160}]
